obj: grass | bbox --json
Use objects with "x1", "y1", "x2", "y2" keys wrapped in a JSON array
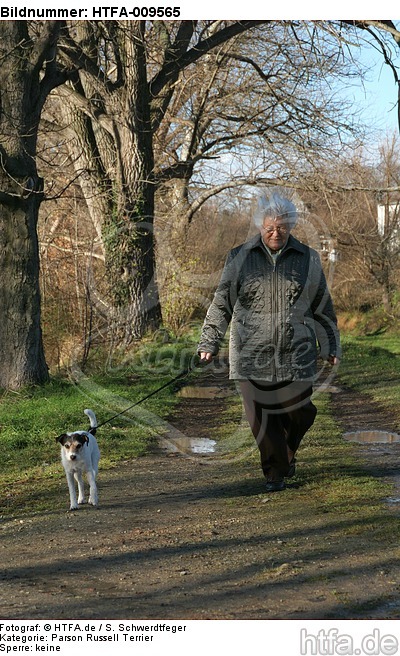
[
  {"x1": 338, "y1": 333, "x2": 400, "y2": 416},
  {"x1": 304, "y1": 334, "x2": 400, "y2": 524}
]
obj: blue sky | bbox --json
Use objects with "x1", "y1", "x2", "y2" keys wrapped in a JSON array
[{"x1": 344, "y1": 38, "x2": 399, "y2": 138}]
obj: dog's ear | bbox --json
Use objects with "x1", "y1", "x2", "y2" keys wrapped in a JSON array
[{"x1": 57, "y1": 433, "x2": 69, "y2": 444}]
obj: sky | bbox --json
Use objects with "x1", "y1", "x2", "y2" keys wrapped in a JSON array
[{"x1": 348, "y1": 42, "x2": 399, "y2": 138}]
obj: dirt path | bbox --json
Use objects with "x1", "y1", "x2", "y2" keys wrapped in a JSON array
[{"x1": 1, "y1": 368, "x2": 400, "y2": 620}]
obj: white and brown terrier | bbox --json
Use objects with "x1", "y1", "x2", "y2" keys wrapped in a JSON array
[{"x1": 57, "y1": 409, "x2": 100, "y2": 511}]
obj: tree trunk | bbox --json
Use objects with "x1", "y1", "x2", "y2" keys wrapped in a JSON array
[
  {"x1": 102, "y1": 135, "x2": 162, "y2": 341},
  {"x1": 56, "y1": 22, "x2": 162, "y2": 343},
  {"x1": 0, "y1": 22, "x2": 50, "y2": 388},
  {"x1": 56, "y1": 98, "x2": 111, "y2": 245},
  {"x1": 0, "y1": 195, "x2": 49, "y2": 388},
  {"x1": 105, "y1": 23, "x2": 162, "y2": 341}
]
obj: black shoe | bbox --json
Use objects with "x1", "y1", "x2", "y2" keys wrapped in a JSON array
[{"x1": 265, "y1": 479, "x2": 286, "y2": 492}]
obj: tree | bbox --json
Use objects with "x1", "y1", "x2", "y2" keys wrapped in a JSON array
[
  {"x1": 2, "y1": 19, "x2": 399, "y2": 389},
  {"x1": 0, "y1": 22, "x2": 66, "y2": 388},
  {"x1": 156, "y1": 22, "x2": 363, "y2": 220},
  {"x1": 343, "y1": 20, "x2": 400, "y2": 138},
  {"x1": 149, "y1": 21, "x2": 368, "y2": 327},
  {"x1": 301, "y1": 135, "x2": 400, "y2": 318},
  {"x1": 48, "y1": 20, "x2": 368, "y2": 339},
  {"x1": 46, "y1": 20, "x2": 269, "y2": 343}
]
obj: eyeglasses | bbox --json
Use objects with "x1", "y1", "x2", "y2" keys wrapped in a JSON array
[{"x1": 262, "y1": 225, "x2": 288, "y2": 236}]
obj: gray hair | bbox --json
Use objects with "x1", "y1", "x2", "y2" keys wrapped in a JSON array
[{"x1": 254, "y1": 191, "x2": 298, "y2": 228}]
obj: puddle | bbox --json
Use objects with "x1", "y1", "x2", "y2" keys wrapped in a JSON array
[
  {"x1": 178, "y1": 385, "x2": 235, "y2": 399},
  {"x1": 343, "y1": 430, "x2": 400, "y2": 444},
  {"x1": 342, "y1": 430, "x2": 400, "y2": 511},
  {"x1": 343, "y1": 430, "x2": 400, "y2": 508},
  {"x1": 321, "y1": 385, "x2": 342, "y2": 394},
  {"x1": 385, "y1": 472, "x2": 400, "y2": 505},
  {"x1": 386, "y1": 496, "x2": 400, "y2": 504},
  {"x1": 158, "y1": 436, "x2": 217, "y2": 455}
]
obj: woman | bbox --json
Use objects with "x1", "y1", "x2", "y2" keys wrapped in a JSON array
[{"x1": 198, "y1": 192, "x2": 341, "y2": 491}]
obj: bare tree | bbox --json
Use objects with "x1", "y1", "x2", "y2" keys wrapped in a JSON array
[
  {"x1": 46, "y1": 20, "x2": 370, "y2": 337},
  {"x1": 156, "y1": 23, "x2": 364, "y2": 225},
  {"x1": 342, "y1": 20, "x2": 400, "y2": 135},
  {"x1": 302, "y1": 135, "x2": 400, "y2": 318},
  {"x1": 2, "y1": 19, "x2": 397, "y2": 389},
  {"x1": 47, "y1": 20, "x2": 268, "y2": 343},
  {"x1": 0, "y1": 22, "x2": 68, "y2": 388}
]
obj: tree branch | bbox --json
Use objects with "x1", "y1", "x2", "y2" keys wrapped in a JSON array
[
  {"x1": 57, "y1": 25, "x2": 111, "y2": 91},
  {"x1": 341, "y1": 20, "x2": 400, "y2": 132},
  {"x1": 149, "y1": 20, "x2": 268, "y2": 98},
  {"x1": 54, "y1": 84, "x2": 115, "y2": 136},
  {"x1": 31, "y1": 21, "x2": 60, "y2": 72}
]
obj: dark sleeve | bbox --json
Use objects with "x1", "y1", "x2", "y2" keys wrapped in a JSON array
[
  {"x1": 308, "y1": 251, "x2": 341, "y2": 359},
  {"x1": 197, "y1": 248, "x2": 240, "y2": 355}
]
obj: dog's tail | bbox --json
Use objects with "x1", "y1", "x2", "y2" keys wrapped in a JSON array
[{"x1": 84, "y1": 408, "x2": 98, "y2": 435}]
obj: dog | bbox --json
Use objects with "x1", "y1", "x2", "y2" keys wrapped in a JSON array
[{"x1": 57, "y1": 409, "x2": 100, "y2": 511}]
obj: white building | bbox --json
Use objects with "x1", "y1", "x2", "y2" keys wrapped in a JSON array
[{"x1": 377, "y1": 200, "x2": 400, "y2": 240}]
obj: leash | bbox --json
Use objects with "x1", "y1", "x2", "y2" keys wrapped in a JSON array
[{"x1": 91, "y1": 355, "x2": 206, "y2": 432}]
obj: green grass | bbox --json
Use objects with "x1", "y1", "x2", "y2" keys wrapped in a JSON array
[{"x1": 338, "y1": 333, "x2": 400, "y2": 416}]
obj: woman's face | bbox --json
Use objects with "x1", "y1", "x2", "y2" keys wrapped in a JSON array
[{"x1": 261, "y1": 216, "x2": 291, "y2": 251}]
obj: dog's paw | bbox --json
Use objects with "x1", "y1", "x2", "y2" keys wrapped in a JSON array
[
  {"x1": 69, "y1": 505, "x2": 79, "y2": 511},
  {"x1": 88, "y1": 497, "x2": 98, "y2": 506},
  {"x1": 78, "y1": 499, "x2": 87, "y2": 505}
]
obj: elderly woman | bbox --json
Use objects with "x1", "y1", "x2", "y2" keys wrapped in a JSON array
[{"x1": 198, "y1": 192, "x2": 341, "y2": 491}]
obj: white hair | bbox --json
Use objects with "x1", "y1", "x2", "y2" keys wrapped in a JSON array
[{"x1": 254, "y1": 191, "x2": 298, "y2": 228}]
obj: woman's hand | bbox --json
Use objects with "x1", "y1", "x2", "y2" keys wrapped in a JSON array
[
  {"x1": 327, "y1": 355, "x2": 340, "y2": 366},
  {"x1": 199, "y1": 351, "x2": 213, "y2": 362}
]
